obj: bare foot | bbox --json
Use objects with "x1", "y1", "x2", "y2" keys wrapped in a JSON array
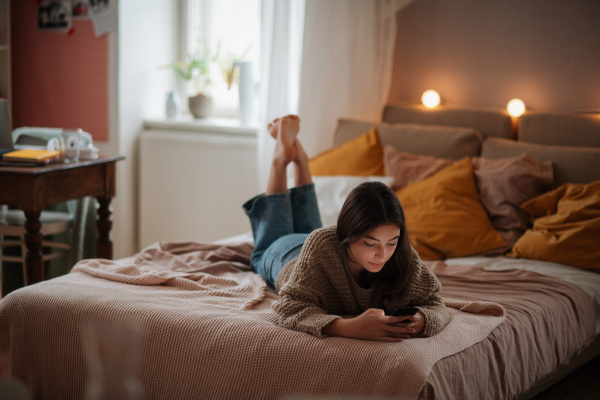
[
  {"x1": 267, "y1": 118, "x2": 280, "y2": 139},
  {"x1": 268, "y1": 115, "x2": 300, "y2": 140},
  {"x1": 271, "y1": 115, "x2": 301, "y2": 165}
]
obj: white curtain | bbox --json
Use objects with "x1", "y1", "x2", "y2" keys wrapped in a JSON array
[
  {"x1": 257, "y1": 0, "x2": 413, "y2": 187},
  {"x1": 257, "y1": 0, "x2": 305, "y2": 190},
  {"x1": 297, "y1": 0, "x2": 414, "y2": 158}
]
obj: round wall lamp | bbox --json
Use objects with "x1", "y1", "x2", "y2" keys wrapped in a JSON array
[
  {"x1": 421, "y1": 90, "x2": 441, "y2": 109},
  {"x1": 507, "y1": 98, "x2": 526, "y2": 117}
]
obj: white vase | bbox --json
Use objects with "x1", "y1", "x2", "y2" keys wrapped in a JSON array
[
  {"x1": 165, "y1": 91, "x2": 182, "y2": 120},
  {"x1": 235, "y1": 61, "x2": 255, "y2": 125}
]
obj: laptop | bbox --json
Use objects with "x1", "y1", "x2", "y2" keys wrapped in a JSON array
[{"x1": 0, "y1": 99, "x2": 14, "y2": 157}]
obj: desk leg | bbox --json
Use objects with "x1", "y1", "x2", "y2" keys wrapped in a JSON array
[
  {"x1": 23, "y1": 210, "x2": 44, "y2": 285},
  {"x1": 96, "y1": 197, "x2": 113, "y2": 259}
]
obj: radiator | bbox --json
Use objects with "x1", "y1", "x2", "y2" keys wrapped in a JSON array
[{"x1": 139, "y1": 129, "x2": 258, "y2": 249}]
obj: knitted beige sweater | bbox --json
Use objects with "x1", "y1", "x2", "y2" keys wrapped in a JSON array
[{"x1": 274, "y1": 226, "x2": 450, "y2": 338}]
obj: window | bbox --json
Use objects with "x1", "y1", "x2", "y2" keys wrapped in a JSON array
[{"x1": 185, "y1": 0, "x2": 261, "y2": 116}]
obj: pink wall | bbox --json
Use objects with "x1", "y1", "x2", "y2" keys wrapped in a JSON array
[
  {"x1": 11, "y1": 1, "x2": 109, "y2": 141},
  {"x1": 388, "y1": 0, "x2": 600, "y2": 112}
]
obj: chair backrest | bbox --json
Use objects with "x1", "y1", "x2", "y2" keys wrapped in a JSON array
[{"x1": 0, "y1": 99, "x2": 14, "y2": 152}]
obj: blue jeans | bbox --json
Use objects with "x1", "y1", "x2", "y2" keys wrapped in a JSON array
[{"x1": 242, "y1": 183, "x2": 322, "y2": 287}]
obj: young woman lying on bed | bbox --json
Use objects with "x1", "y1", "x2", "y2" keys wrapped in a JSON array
[{"x1": 242, "y1": 115, "x2": 450, "y2": 342}]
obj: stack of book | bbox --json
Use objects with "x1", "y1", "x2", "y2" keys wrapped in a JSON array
[{"x1": 1, "y1": 149, "x2": 62, "y2": 166}]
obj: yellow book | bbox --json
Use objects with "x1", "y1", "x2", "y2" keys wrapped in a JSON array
[{"x1": 2, "y1": 149, "x2": 62, "y2": 165}]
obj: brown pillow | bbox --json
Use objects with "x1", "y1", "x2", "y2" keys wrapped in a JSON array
[
  {"x1": 472, "y1": 153, "x2": 554, "y2": 254},
  {"x1": 384, "y1": 145, "x2": 453, "y2": 190}
]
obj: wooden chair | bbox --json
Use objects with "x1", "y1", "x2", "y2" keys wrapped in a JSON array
[{"x1": 0, "y1": 206, "x2": 73, "y2": 285}]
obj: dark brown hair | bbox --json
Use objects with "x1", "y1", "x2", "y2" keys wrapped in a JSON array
[{"x1": 336, "y1": 181, "x2": 414, "y2": 294}]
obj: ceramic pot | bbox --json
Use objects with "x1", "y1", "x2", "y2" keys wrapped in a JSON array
[{"x1": 188, "y1": 95, "x2": 214, "y2": 119}]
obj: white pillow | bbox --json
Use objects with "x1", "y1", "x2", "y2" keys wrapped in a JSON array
[{"x1": 313, "y1": 176, "x2": 394, "y2": 227}]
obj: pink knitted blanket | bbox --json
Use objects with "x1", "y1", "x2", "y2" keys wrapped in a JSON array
[{"x1": 0, "y1": 241, "x2": 524, "y2": 400}]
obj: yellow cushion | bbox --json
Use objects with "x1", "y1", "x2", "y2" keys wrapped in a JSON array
[
  {"x1": 397, "y1": 157, "x2": 506, "y2": 260},
  {"x1": 509, "y1": 180, "x2": 600, "y2": 272},
  {"x1": 309, "y1": 126, "x2": 385, "y2": 176}
]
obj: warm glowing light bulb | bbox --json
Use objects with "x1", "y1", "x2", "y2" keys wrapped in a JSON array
[
  {"x1": 507, "y1": 98, "x2": 526, "y2": 117},
  {"x1": 421, "y1": 90, "x2": 441, "y2": 108}
]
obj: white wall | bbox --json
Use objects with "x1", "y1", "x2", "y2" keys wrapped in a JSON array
[{"x1": 96, "y1": 0, "x2": 180, "y2": 258}]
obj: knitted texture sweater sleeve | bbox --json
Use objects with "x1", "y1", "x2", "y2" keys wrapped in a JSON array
[{"x1": 274, "y1": 227, "x2": 351, "y2": 337}]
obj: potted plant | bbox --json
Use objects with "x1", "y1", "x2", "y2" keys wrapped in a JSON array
[{"x1": 165, "y1": 45, "x2": 219, "y2": 118}]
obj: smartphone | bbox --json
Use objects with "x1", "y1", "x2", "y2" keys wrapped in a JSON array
[{"x1": 388, "y1": 306, "x2": 419, "y2": 317}]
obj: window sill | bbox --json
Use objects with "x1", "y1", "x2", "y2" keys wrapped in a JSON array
[{"x1": 143, "y1": 116, "x2": 258, "y2": 136}]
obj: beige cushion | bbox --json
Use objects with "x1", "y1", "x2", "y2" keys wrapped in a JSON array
[
  {"x1": 382, "y1": 104, "x2": 514, "y2": 139},
  {"x1": 378, "y1": 123, "x2": 482, "y2": 160},
  {"x1": 333, "y1": 119, "x2": 378, "y2": 147},
  {"x1": 334, "y1": 119, "x2": 482, "y2": 160},
  {"x1": 519, "y1": 113, "x2": 600, "y2": 147},
  {"x1": 481, "y1": 138, "x2": 600, "y2": 187}
]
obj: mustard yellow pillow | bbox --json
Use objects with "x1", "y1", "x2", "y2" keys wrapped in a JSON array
[
  {"x1": 509, "y1": 180, "x2": 600, "y2": 272},
  {"x1": 397, "y1": 157, "x2": 506, "y2": 260},
  {"x1": 309, "y1": 126, "x2": 385, "y2": 176}
]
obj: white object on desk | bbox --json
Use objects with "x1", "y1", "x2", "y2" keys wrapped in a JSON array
[{"x1": 61, "y1": 129, "x2": 82, "y2": 163}]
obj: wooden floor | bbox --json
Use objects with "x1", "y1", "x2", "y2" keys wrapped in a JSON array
[{"x1": 532, "y1": 356, "x2": 600, "y2": 400}]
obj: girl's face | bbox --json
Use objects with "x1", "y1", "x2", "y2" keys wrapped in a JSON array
[{"x1": 345, "y1": 222, "x2": 400, "y2": 281}]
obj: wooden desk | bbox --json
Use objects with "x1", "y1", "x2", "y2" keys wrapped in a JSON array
[{"x1": 0, "y1": 156, "x2": 124, "y2": 285}]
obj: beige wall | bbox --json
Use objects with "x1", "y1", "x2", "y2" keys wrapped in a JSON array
[{"x1": 387, "y1": 0, "x2": 600, "y2": 112}]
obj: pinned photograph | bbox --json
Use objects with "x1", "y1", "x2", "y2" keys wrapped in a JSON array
[
  {"x1": 38, "y1": 1, "x2": 73, "y2": 32},
  {"x1": 88, "y1": 0, "x2": 116, "y2": 37},
  {"x1": 89, "y1": 0, "x2": 110, "y2": 14},
  {"x1": 72, "y1": 0, "x2": 90, "y2": 19}
]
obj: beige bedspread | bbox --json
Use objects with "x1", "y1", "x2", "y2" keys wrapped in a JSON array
[{"x1": 0, "y1": 241, "x2": 594, "y2": 400}]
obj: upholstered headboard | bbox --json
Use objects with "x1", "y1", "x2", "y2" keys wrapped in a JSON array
[
  {"x1": 482, "y1": 112, "x2": 600, "y2": 186},
  {"x1": 333, "y1": 119, "x2": 483, "y2": 160},
  {"x1": 518, "y1": 112, "x2": 600, "y2": 147},
  {"x1": 332, "y1": 104, "x2": 600, "y2": 187},
  {"x1": 382, "y1": 104, "x2": 515, "y2": 139}
]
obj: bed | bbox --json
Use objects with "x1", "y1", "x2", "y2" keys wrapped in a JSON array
[{"x1": 1, "y1": 105, "x2": 599, "y2": 400}]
